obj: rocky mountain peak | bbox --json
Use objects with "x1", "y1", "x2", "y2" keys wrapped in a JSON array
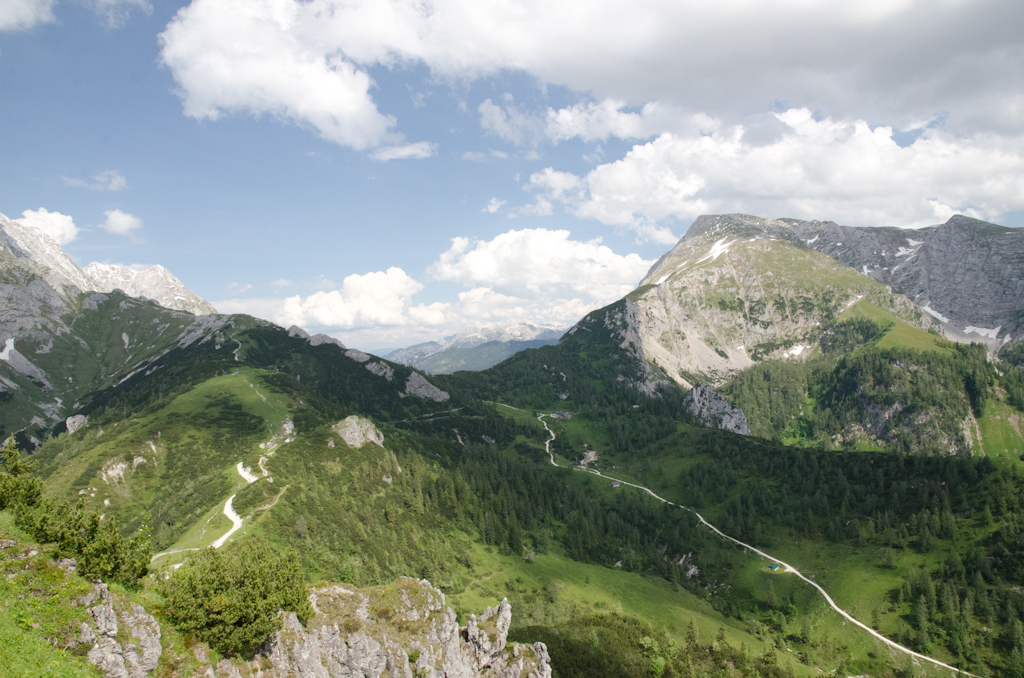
[
  {"x1": 0, "y1": 211, "x2": 92, "y2": 295},
  {"x1": 84, "y1": 261, "x2": 217, "y2": 316}
]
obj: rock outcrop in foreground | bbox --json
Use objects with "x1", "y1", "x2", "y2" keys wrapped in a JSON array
[
  {"x1": 72, "y1": 573, "x2": 550, "y2": 678},
  {"x1": 260, "y1": 578, "x2": 549, "y2": 678},
  {"x1": 682, "y1": 381, "x2": 751, "y2": 435}
]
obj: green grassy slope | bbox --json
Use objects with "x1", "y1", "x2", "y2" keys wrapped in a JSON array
[{"x1": 838, "y1": 300, "x2": 949, "y2": 354}]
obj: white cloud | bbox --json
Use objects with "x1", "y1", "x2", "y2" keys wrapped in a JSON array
[
  {"x1": 271, "y1": 278, "x2": 293, "y2": 289},
  {"x1": 0, "y1": 0, "x2": 54, "y2": 31},
  {"x1": 408, "y1": 301, "x2": 449, "y2": 325},
  {"x1": 478, "y1": 97, "x2": 545, "y2": 146},
  {"x1": 546, "y1": 100, "x2": 658, "y2": 142},
  {"x1": 219, "y1": 267, "x2": 425, "y2": 332},
  {"x1": 369, "y1": 141, "x2": 437, "y2": 161},
  {"x1": 481, "y1": 198, "x2": 506, "y2": 214},
  {"x1": 93, "y1": 0, "x2": 152, "y2": 27},
  {"x1": 14, "y1": 208, "x2": 79, "y2": 245},
  {"x1": 215, "y1": 230, "x2": 653, "y2": 347},
  {"x1": 513, "y1": 168, "x2": 584, "y2": 219},
  {"x1": 528, "y1": 109, "x2": 1024, "y2": 237},
  {"x1": 159, "y1": 0, "x2": 401, "y2": 151},
  {"x1": 158, "y1": 0, "x2": 1024, "y2": 146},
  {"x1": 228, "y1": 281, "x2": 252, "y2": 293},
  {"x1": 62, "y1": 169, "x2": 127, "y2": 191},
  {"x1": 429, "y1": 227, "x2": 653, "y2": 305},
  {"x1": 100, "y1": 209, "x2": 143, "y2": 236},
  {"x1": 461, "y1": 149, "x2": 508, "y2": 162}
]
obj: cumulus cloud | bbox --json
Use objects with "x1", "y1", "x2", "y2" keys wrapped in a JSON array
[
  {"x1": 158, "y1": 0, "x2": 1023, "y2": 144},
  {"x1": 93, "y1": 0, "x2": 151, "y2": 27},
  {"x1": 14, "y1": 208, "x2": 79, "y2": 245},
  {"x1": 218, "y1": 267, "x2": 430, "y2": 333},
  {"x1": 62, "y1": 169, "x2": 127, "y2": 191},
  {"x1": 481, "y1": 198, "x2": 506, "y2": 214},
  {"x1": 216, "y1": 229, "x2": 653, "y2": 346},
  {"x1": 0, "y1": 0, "x2": 54, "y2": 31},
  {"x1": 428, "y1": 227, "x2": 651, "y2": 315},
  {"x1": 544, "y1": 100, "x2": 692, "y2": 143},
  {"x1": 369, "y1": 141, "x2": 437, "y2": 161},
  {"x1": 228, "y1": 282, "x2": 252, "y2": 294},
  {"x1": 159, "y1": 0, "x2": 401, "y2": 150},
  {"x1": 100, "y1": 209, "x2": 143, "y2": 236},
  {"x1": 526, "y1": 109, "x2": 1024, "y2": 238}
]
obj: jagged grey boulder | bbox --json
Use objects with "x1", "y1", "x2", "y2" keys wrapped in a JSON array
[
  {"x1": 66, "y1": 414, "x2": 87, "y2": 434},
  {"x1": 401, "y1": 372, "x2": 450, "y2": 402},
  {"x1": 332, "y1": 416, "x2": 385, "y2": 448},
  {"x1": 80, "y1": 583, "x2": 162, "y2": 678},
  {"x1": 253, "y1": 578, "x2": 550, "y2": 678},
  {"x1": 682, "y1": 381, "x2": 751, "y2": 435}
]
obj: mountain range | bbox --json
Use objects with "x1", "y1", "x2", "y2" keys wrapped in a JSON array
[
  {"x1": 386, "y1": 323, "x2": 564, "y2": 374},
  {"x1": 3, "y1": 211, "x2": 1024, "y2": 678}
]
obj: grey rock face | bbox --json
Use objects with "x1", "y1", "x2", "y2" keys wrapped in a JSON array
[
  {"x1": 668, "y1": 213, "x2": 1024, "y2": 349},
  {"x1": 401, "y1": 371, "x2": 451, "y2": 402},
  {"x1": 366, "y1": 361, "x2": 395, "y2": 381},
  {"x1": 81, "y1": 584, "x2": 163, "y2": 678},
  {"x1": 66, "y1": 414, "x2": 87, "y2": 433},
  {"x1": 83, "y1": 261, "x2": 218, "y2": 316},
  {"x1": 309, "y1": 333, "x2": 346, "y2": 349},
  {"x1": 682, "y1": 382, "x2": 751, "y2": 435},
  {"x1": 250, "y1": 578, "x2": 549, "y2": 678}
]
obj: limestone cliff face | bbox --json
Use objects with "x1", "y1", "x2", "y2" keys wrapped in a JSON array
[
  {"x1": 73, "y1": 574, "x2": 550, "y2": 678},
  {"x1": 258, "y1": 579, "x2": 549, "y2": 678},
  {"x1": 628, "y1": 215, "x2": 928, "y2": 387},
  {"x1": 682, "y1": 382, "x2": 751, "y2": 435},
  {"x1": 667, "y1": 213, "x2": 1024, "y2": 350}
]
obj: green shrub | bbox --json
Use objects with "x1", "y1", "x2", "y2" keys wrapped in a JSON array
[
  {"x1": 0, "y1": 436, "x2": 42, "y2": 511},
  {"x1": 162, "y1": 538, "x2": 312, "y2": 657},
  {"x1": 15, "y1": 499, "x2": 150, "y2": 585}
]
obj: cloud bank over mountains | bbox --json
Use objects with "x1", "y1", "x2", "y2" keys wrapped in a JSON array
[{"x1": 215, "y1": 228, "x2": 653, "y2": 348}]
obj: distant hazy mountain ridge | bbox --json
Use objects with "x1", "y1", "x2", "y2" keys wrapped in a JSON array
[{"x1": 387, "y1": 322, "x2": 564, "y2": 373}]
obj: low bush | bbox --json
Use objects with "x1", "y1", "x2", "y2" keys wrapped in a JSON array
[{"x1": 162, "y1": 537, "x2": 312, "y2": 657}]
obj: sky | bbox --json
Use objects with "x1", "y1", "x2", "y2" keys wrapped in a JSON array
[{"x1": 2, "y1": 0, "x2": 1023, "y2": 353}]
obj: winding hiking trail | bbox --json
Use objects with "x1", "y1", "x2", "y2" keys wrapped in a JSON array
[
  {"x1": 211, "y1": 494, "x2": 243, "y2": 549},
  {"x1": 150, "y1": 459, "x2": 253, "y2": 562},
  {"x1": 534, "y1": 412, "x2": 977, "y2": 677}
]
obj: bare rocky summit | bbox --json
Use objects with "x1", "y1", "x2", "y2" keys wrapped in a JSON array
[
  {"x1": 84, "y1": 262, "x2": 217, "y2": 316},
  {"x1": 668, "y1": 213, "x2": 1023, "y2": 350}
]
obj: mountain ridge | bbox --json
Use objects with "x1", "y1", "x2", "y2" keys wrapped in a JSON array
[{"x1": 387, "y1": 322, "x2": 564, "y2": 374}]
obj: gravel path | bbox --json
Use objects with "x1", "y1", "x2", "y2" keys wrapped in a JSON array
[
  {"x1": 211, "y1": 494, "x2": 242, "y2": 549},
  {"x1": 536, "y1": 413, "x2": 977, "y2": 677}
]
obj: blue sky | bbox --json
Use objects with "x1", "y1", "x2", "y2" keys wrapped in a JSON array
[{"x1": 2, "y1": 0, "x2": 1022, "y2": 352}]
